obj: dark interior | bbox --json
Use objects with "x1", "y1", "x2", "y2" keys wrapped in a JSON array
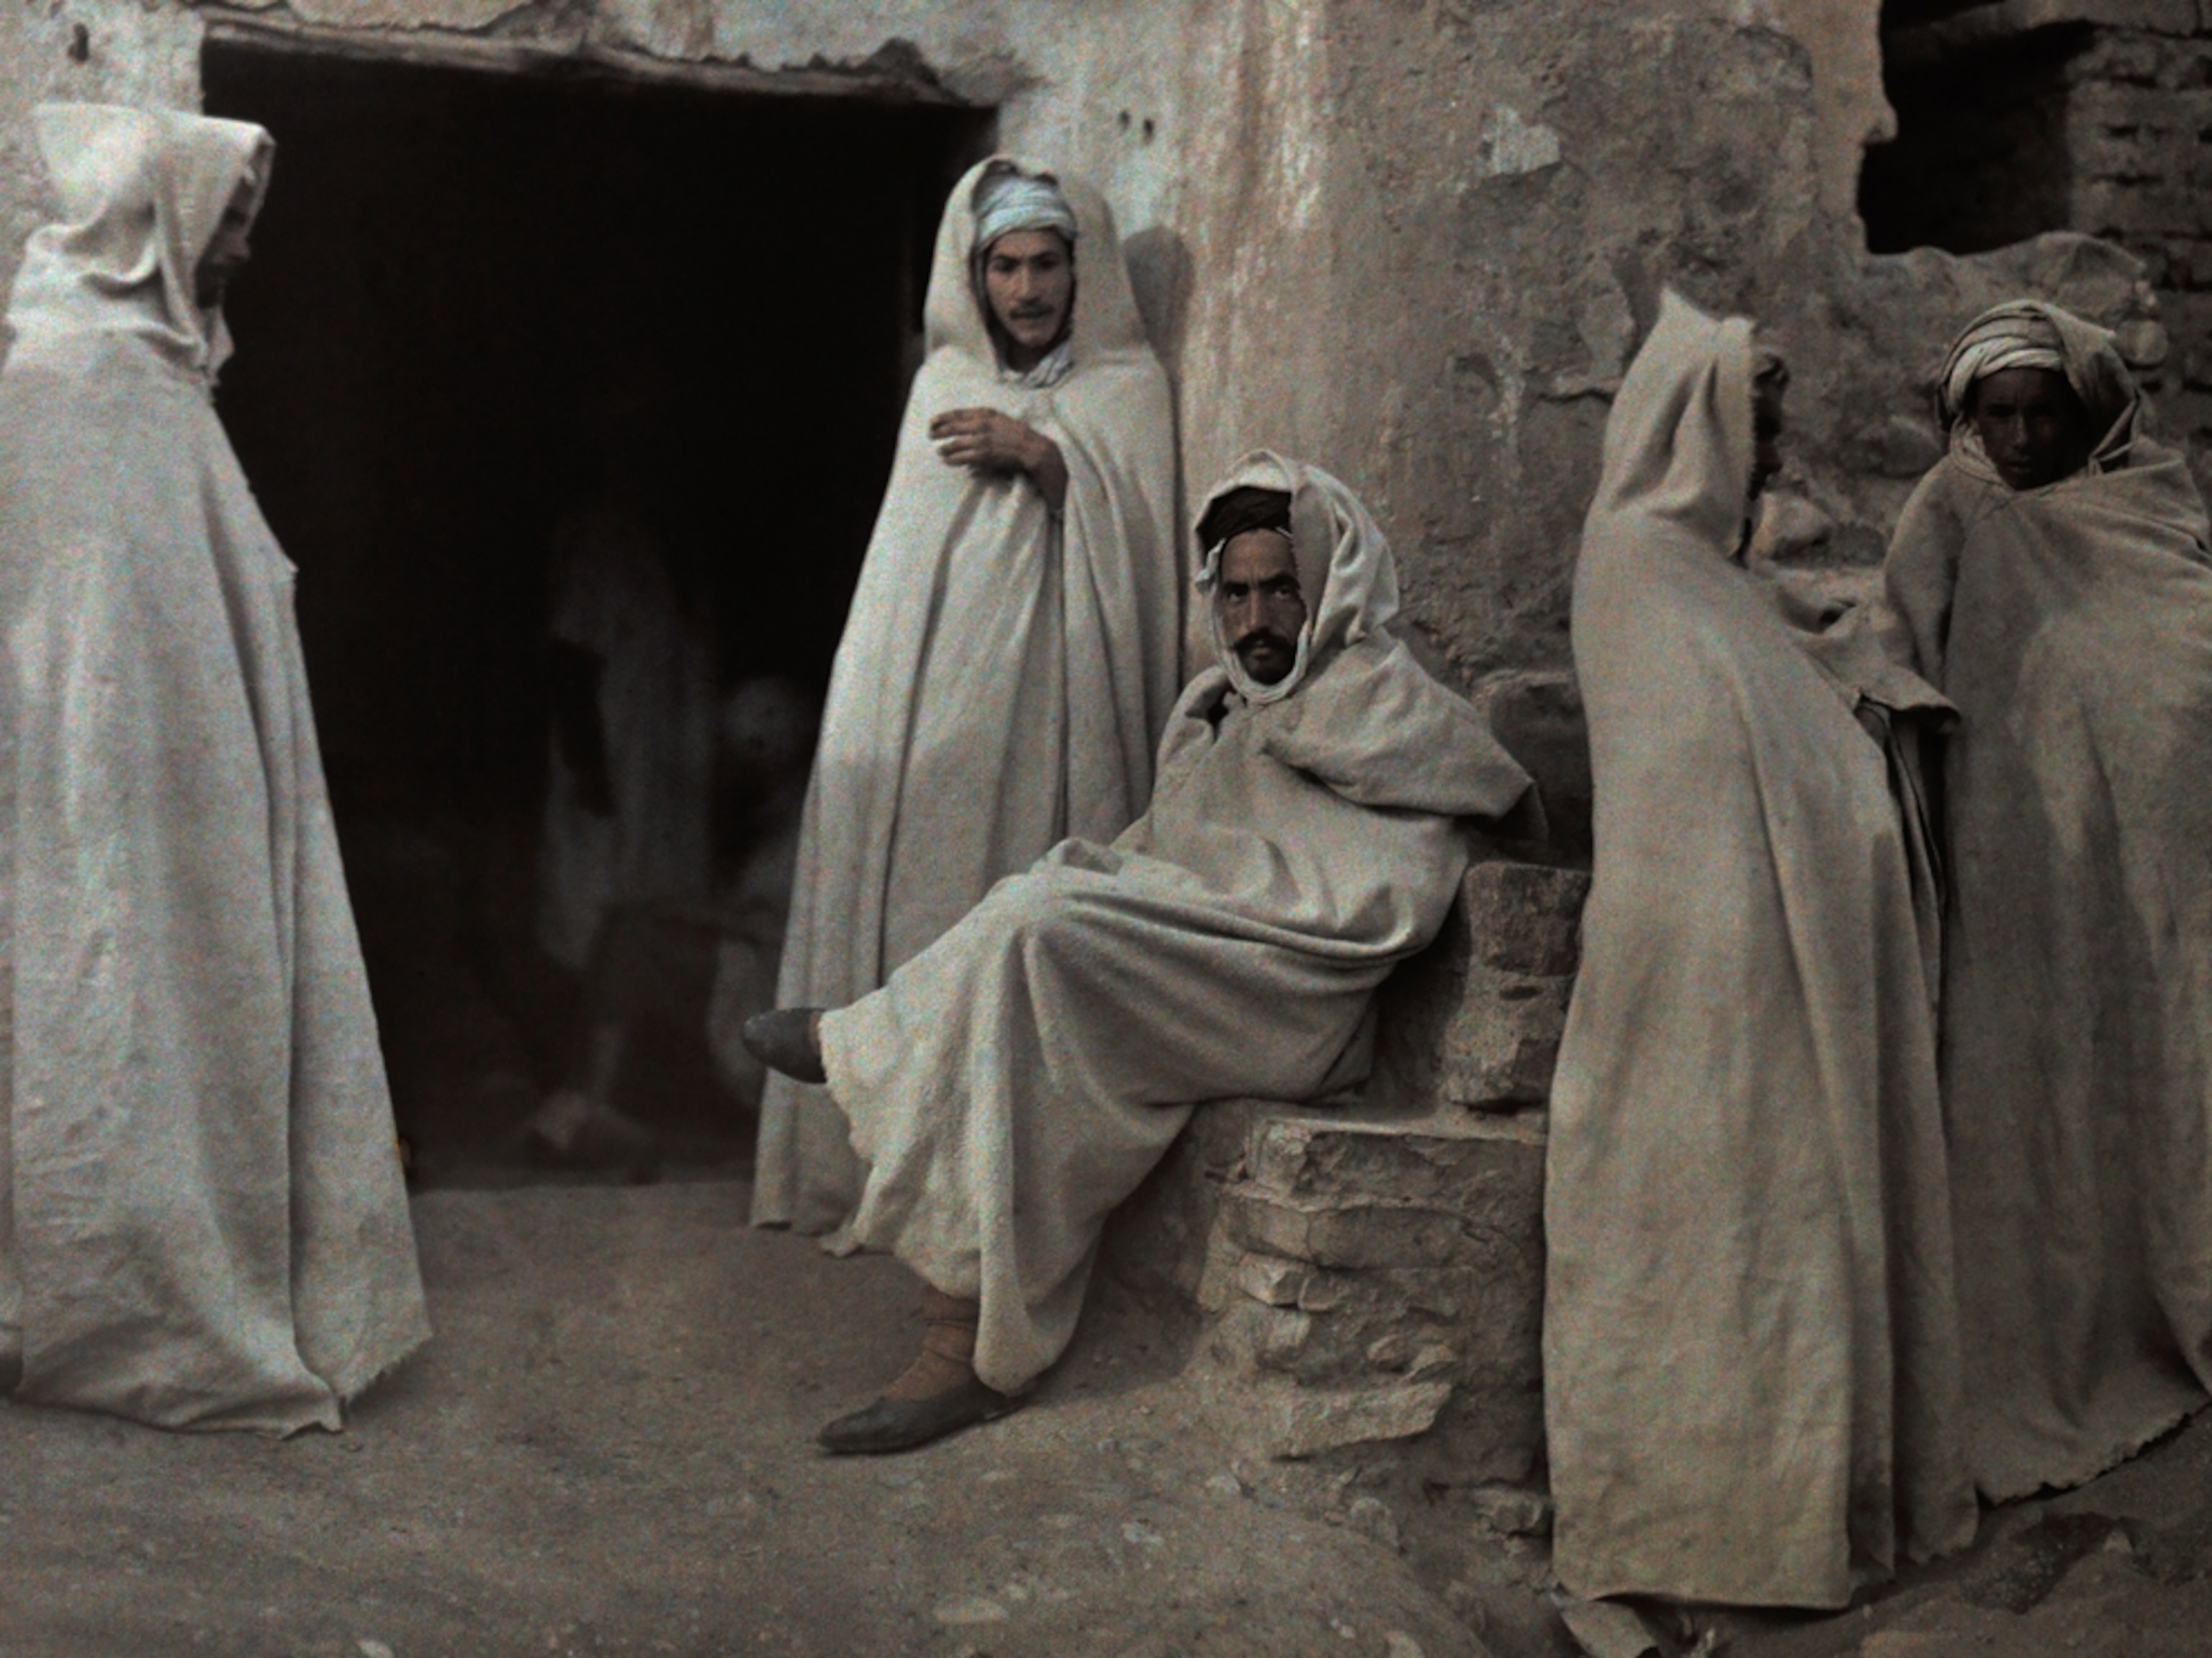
[
  {"x1": 1860, "y1": 14, "x2": 2093, "y2": 254},
  {"x1": 202, "y1": 41, "x2": 990, "y2": 1175}
]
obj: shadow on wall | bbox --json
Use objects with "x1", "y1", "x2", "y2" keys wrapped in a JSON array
[{"x1": 1124, "y1": 224, "x2": 1193, "y2": 374}]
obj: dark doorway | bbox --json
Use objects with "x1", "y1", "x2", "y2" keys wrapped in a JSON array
[
  {"x1": 1859, "y1": 6, "x2": 2093, "y2": 254},
  {"x1": 202, "y1": 39, "x2": 989, "y2": 1178}
]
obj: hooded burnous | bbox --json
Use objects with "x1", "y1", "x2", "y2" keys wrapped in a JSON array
[
  {"x1": 754, "y1": 157, "x2": 1182, "y2": 1240},
  {"x1": 1887, "y1": 297, "x2": 2212, "y2": 1501},
  {"x1": 0, "y1": 104, "x2": 428, "y2": 1431},
  {"x1": 1544, "y1": 292, "x2": 1976, "y2": 1607},
  {"x1": 811, "y1": 452, "x2": 1532, "y2": 1394}
]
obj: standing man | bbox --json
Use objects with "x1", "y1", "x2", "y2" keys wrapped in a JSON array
[
  {"x1": 754, "y1": 158, "x2": 1181, "y2": 1240},
  {"x1": 1887, "y1": 300, "x2": 2212, "y2": 1501},
  {"x1": 0, "y1": 104, "x2": 428, "y2": 1430},
  {"x1": 1543, "y1": 292, "x2": 1976, "y2": 1608}
]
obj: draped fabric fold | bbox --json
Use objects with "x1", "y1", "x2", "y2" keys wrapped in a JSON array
[
  {"x1": 753, "y1": 156, "x2": 1182, "y2": 1237},
  {"x1": 1545, "y1": 291, "x2": 1975, "y2": 1608},
  {"x1": 1887, "y1": 298, "x2": 2212, "y2": 1501},
  {"x1": 0, "y1": 103, "x2": 428, "y2": 1431}
]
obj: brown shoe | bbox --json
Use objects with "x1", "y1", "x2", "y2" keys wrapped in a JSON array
[{"x1": 817, "y1": 1289, "x2": 1015, "y2": 1455}]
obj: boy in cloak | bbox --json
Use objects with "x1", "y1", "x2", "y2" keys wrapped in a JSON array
[
  {"x1": 1544, "y1": 291, "x2": 1977, "y2": 1608},
  {"x1": 746, "y1": 454, "x2": 1535, "y2": 1453},
  {"x1": 753, "y1": 158, "x2": 1182, "y2": 1244},
  {"x1": 0, "y1": 104, "x2": 428, "y2": 1431},
  {"x1": 1888, "y1": 300, "x2": 2212, "y2": 1502}
]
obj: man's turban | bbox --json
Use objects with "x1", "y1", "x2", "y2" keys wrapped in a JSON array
[
  {"x1": 1940, "y1": 308, "x2": 2069, "y2": 424},
  {"x1": 972, "y1": 170, "x2": 1078, "y2": 252}
]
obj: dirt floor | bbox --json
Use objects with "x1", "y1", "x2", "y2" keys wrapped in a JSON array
[{"x1": 2, "y1": 1181, "x2": 2209, "y2": 1658}]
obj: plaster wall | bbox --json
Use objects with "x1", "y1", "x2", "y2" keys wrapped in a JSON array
[{"x1": 0, "y1": 0, "x2": 2111, "y2": 686}]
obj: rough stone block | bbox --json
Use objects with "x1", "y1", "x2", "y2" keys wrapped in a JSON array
[
  {"x1": 1468, "y1": 671, "x2": 1591, "y2": 861},
  {"x1": 1373, "y1": 860, "x2": 1591, "y2": 1114},
  {"x1": 1468, "y1": 1484, "x2": 1553, "y2": 1538},
  {"x1": 1234, "y1": 1251, "x2": 1311, "y2": 1307},
  {"x1": 1364, "y1": 1330, "x2": 1458, "y2": 1381},
  {"x1": 2091, "y1": 0, "x2": 2200, "y2": 33},
  {"x1": 1439, "y1": 962, "x2": 1574, "y2": 1108},
  {"x1": 2117, "y1": 317, "x2": 2172, "y2": 367},
  {"x1": 2080, "y1": 34, "x2": 2167, "y2": 85},
  {"x1": 1457, "y1": 861, "x2": 1590, "y2": 977},
  {"x1": 1262, "y1": 1379, "x2": 1455, "y2": 1458},
  {"x1": 1221, "y1": 1187, "x2": 1484, "y2": 1273},
  {"x1": 2073, "y1": 179, "x2": 2207, "y2": 237},
  {"x1": 1241, "y1": 1109, "x2": 1547, "y2": 1225}
]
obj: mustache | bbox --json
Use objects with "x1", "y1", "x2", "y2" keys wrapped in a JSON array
[{"x1": 1234, "y1": 627, "x2": 1297, "y2": 655}]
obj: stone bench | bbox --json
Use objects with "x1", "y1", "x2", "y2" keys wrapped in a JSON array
[{"x1": 1100, "y1": 856, "x2": 1591, "y2": 1486}]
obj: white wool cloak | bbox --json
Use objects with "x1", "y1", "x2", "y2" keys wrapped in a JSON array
[
  {"x1": 1887, "y1": 300, "x2": 2212, "y2": 1501},
  {"x1": 818, "y1": 454, "x2": 1533, "y2": 1392},
  {"x1": 754, "y1": 157, "x2": 1182, "y2": 1234},
  {"x1": 0, "y1": 104, "x2": 428, "y2": 1432},
  {"x1": 1544, "y1": 292, "x2": 1976, "y2": 1608}
]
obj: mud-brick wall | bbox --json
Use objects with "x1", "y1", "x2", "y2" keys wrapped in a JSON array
[{"x1": 2063, "y1": 15, "x2": 2212, "y2": 466}]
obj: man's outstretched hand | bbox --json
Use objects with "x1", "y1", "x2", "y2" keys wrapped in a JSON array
[{"x1": 930, "y1": 407, "x2": 1068, "y2": 514}]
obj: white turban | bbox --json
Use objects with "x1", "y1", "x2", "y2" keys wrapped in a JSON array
[
  {"x1": 972, "y1": 170, "x2": 1078, "y2": 251},
  {"x1": 1940, "y1": 308, "x2": 2069, "y2": 425}
]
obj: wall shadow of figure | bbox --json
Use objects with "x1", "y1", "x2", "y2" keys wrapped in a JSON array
[{"x1": 1123, "y1": 224, "x2": 1193, "y2": 376}]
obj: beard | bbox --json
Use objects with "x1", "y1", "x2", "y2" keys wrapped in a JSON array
[{"x1": 1233, "y1": 629, "x2": 1298, "y2": 684}]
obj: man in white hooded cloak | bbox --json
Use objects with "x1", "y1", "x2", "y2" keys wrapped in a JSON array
[
  {"x1": 0, "y1": 103, "x2": 428, "y2": 1432},
  {"x1": 753, "y1": 158, "x2": 1182, "y2": 1241},
  {"x1": 746, "y1": 454, "x2": 1534, "y2": 1453}
]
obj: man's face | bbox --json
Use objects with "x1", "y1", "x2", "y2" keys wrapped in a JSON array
[
  {"x1": 194, "y1": 176, "x2": 256, "y2": 310},
  {"x1": 1750, "y1": 377, "x2": 1786, "y2": 501},
  {"x1": 1215, "y1": 529, "x2": 1307, "y2": 686},
  {"x1": 981, "y1": 229, "x2": 1074, "y2": 361},
  {"x1": 1970, "y1": 366, "x2": 2092, "y2": 490}
]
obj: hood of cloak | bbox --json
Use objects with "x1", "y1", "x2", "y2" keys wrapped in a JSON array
[
  {"x1": 924, "y1": 155, "x2": 1150, "y2": 390},
  {"x1": 1186, "y1": 450, "x2": 1535, "y2": 822},
  {"x1": 1588, "y1": 288, "x2": 1757, "y2": 555},
  {"x1": 1193, "y1": 449, "x2": 1398, "y2": 704},
  {"x1": 1937, "y1": 298, "x2": 2140, "y2": 480},
  {"x1": 4, "y1": 102, "x2": 273, "y2": 386}
]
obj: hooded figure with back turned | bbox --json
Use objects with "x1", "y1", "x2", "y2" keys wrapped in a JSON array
[{"x1": 0, "y1": 103, "x2": 428, "y2": 1432}]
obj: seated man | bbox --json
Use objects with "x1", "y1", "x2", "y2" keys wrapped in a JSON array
[{"x1": 746, "y1": 452, "x2": 1534, "y2": 1453}]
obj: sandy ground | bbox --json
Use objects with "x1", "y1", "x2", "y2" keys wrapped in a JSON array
[
  {"x1": 4, "y1": 1181, "x2": 2210, "y2": 1658},
  {"x1": 0, "y1": 1183, "x2": 1483, "y2": 1658}
]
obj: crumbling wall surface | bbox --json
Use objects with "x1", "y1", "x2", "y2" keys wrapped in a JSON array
[
  {"x1": 0, "y1": 0, "x2": 2031, "y2": 689},
  {"x1": 1198, "y1": 4, "x2": 1837, "y2": 689}
]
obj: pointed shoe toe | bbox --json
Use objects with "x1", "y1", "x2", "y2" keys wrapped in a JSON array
[
  {"x1": 742, "y1": 1007, "x2": 827, "y2": 1085},
  {"x1": 817, "y1": 1377, "x2": 1015, "y2": 1456}
]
